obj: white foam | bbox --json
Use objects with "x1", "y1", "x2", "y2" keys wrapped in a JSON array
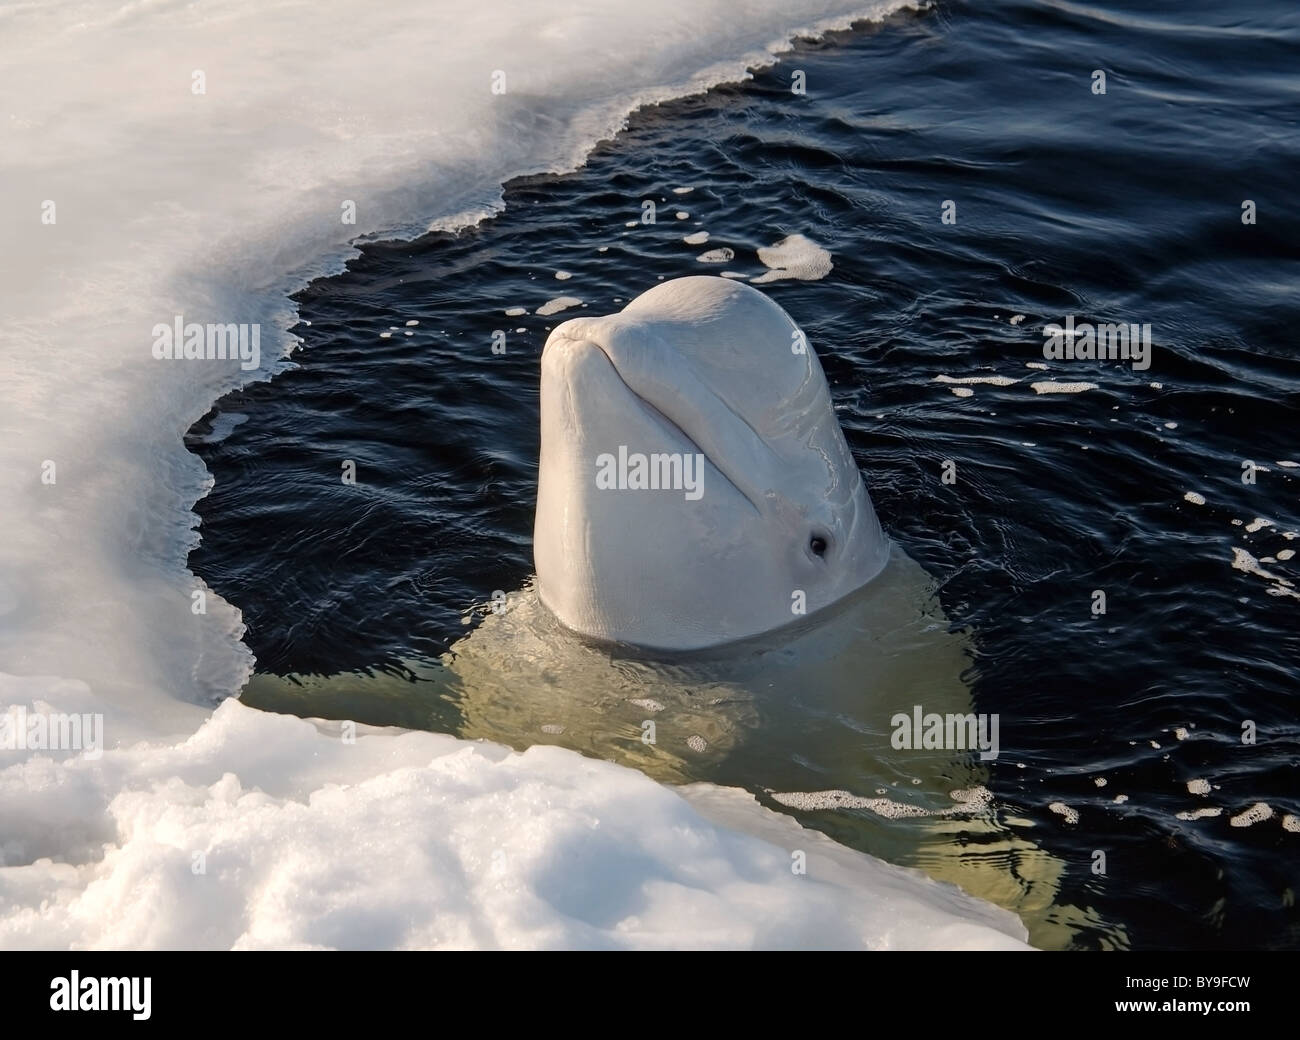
[
  {"x1": 1245, "y1": 518, "x2": 1273, "y2": 533},
  {"x1": 676, "y1": 211, "x2": 690, "y2": 220},
  {"x1": 504, "y1": 307, "x2": 528, "y2": 316},
  {"x1": 774, "y1": 791, "x2": 929, "y2": 816},
  {"x1": 1186, "y1": 778, "x2": 1211, "y2": 795},
  {"x1": 1031, "y1": 381, "x2": 1098, "y2": 395},
  {"x1": 1277, "y1": 461, "x2": 1299, "y2": 468},
  {"x1": 1231, "y1": 547, "x2": 1299, "y2": 600},
  {"x1": 628, "y1": 698, "x2": 664, "y2": 713},
  {"x1": 686, "y1": 735, "x2": 709, "y2": 753},
  {"x1": 1048, "y1": 803, "x2": 1079, "y2": 824},
  {"x1": 555, "y1": 271, "x2": 573, "y2": 280},
  {"x1": 1176, "y1": 807, "x2": 1222, "y2": 821},
  {"x1": 697, "y1": 248, "x2": 735, "y2": 263},
  {"x1": 1183, "y1": 492, "x2": 1206, "y2": 506},
  {"x1": 1278, "y1": 549, "x2": 1295, "y2": 561},
  {"x1": 933, "y1": 374, "x2": 1018, "y2": 387},
  {"x1": 537, "y1": 296, "x2": 583, "y2": 316},
  {"x1": 1173, "y1": 726, "x2": 1190, "y2": 740},
  {"x1": 750, "y1": 233, "x2": 833, "y2": 283},
  {"x1": 1025, "y1": 362, "x2": 1048, "y2": 370},
  {"x1": 951, "y1": 387, "x2": 975, "y2": 398},
  {"x1": 1283, "y1": 815, "x2": 1300, "y2": 833},
  {"x1": 672, "y1": 187, "x2": 694, "y2": 194},
  {"x1": 1229, "y1": 802, "x2": 1273, "y2": 828},
  {"x1": 1008, "y1": 314, "x2": 1025, "y2": 325},
  {"x1": 771, "y1": 786, "x2": 993, "y2": 819},
  {"x1": 682, "y1": 231, "x2": 710, "y2": 245}
]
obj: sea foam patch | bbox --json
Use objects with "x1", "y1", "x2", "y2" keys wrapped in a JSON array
[
  {"x1": 751, "y1": 233, "x2": 833, "y2": 282},
  {"x1": 934, "y1": 374, "x2": 1019, "y2": 387},
  {"x1": 1231, "y1": 547, "x2": 1300, "y2": 601},
  {"x1": 771, "y1": 786, "x2": 994, "y2": 818},
  {"x1": 1176, "y1": 807, "x2": 1222, "y2": 821},
  {"x1": 1031, "y1": 381, "x2": 1099, "y2": 395},
  {"x1": 1229, "y1": 802, "x2": 1273, "y2": 828},
  {"x1": 537, "y1": 296, "x2": 583, "y2": 316}
]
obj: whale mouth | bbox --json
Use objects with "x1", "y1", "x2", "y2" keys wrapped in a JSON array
[{"x1": 566, "y1": 334, "x2": 768, "y2": 515}]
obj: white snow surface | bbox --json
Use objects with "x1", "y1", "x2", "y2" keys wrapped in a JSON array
[{"x1": 0, "y1": 694, "x2": 1026, "y2": 950}]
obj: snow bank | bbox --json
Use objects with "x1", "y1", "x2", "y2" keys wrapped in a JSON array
[{"x1": 0, "y1": 693, "x2": 1026, "y2": 950}]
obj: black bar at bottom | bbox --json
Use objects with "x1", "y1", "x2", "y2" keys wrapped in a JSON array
[{"x1": 0, "y1": 950, "x2": 1289, "y2": 1025}]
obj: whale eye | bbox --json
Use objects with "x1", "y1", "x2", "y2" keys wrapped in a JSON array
[{"x1": 809, "y1": 535, "x2": 828, "y2": 557}]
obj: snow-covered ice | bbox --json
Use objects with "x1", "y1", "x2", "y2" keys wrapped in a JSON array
[{"x1": 0, "y1": 692, "x2": 1026, "y2": 950}]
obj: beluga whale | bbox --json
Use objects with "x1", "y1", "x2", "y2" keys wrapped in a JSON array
[
  {"x1": 243, "y1": 276, "x2": 1101, "y2": 947},
  {"x1": 535, "y1": 276, "x2": 890, "y2": 649}
]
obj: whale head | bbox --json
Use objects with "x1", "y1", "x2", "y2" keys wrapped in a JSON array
[{"x1": 534, "y1": 276, "x2": 889, "y2": 650}]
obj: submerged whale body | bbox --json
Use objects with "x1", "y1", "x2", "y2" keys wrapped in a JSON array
[{"x1": 535, "y1": 276, "x2": 890, "y2": 650}]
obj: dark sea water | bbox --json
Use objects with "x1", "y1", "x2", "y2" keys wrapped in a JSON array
[{"x1": 188, "y1": 0, "x2": 1300, "y2": 950}]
